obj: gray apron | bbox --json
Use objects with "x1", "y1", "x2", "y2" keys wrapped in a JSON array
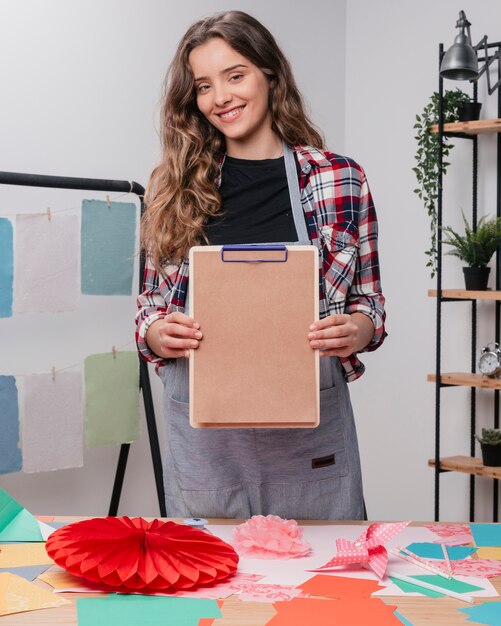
[{"x1": 159, "y1": 144, "x2": 365, "y2": 520}]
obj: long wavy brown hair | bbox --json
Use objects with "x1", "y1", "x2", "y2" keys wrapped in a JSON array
[{"x1": 142, "y1": 10, "x2": 325, "y2": 270}]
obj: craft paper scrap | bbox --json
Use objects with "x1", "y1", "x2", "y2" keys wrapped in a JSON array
[
  {"x1": 424, "y1": 522, "x2": 473, "y2": 546},
  {"x1": 471, "y1": 524, "x2": 501, "y2": 547},
  {"x1": 14, "y1": 213, "x2": 79, "y2": 312},
  {"x1": 389, "y1": 575, "x2": 444, "y2": 598},
  {"x1": 0, "y1": 573, "x2": 69, "y2": 616},
  {"x1": 0, "y1": 218, "x2": 13, "y2": 317},
  {"x1": 172, "y1": 572, "x2": 264, "y2": 600},
  {"x1": 0, "y1": 543, "x2": 54, "y2": 567},
  {"x1": 22, "y1": 371, "x2": 83, "y2": 472},
  {"x1": 84, "y1": 352, "x2": 140, "y2": 446},
  {"x1": 395, "y1": 611, "x2": 415, "y2": 626},
  {"x1": 298, "y1": 574, "x2": 384, "y2": 599},
  {"x1": 404, "y1": 542, "x2": 477, "y2": 560},
  {"x1": 81, "y1": 199, "x2": 136, "y2": 295},
  {"x1": 406, "y1": 574, "x2": 483, "y2": 595},
  {"x1": 446, "y1": 559, "x2": 501, "y2": 577},
  {"x1": 39, "y1": 566, "x2": 108, "y2": 593},
  {"x1": 459, "y1": 601, "x2": 501, "y2": 625},
  {"x1": 267, "y1": 597, "x2": 401, "y2": 626},
  {"x1": 76, "y1": 594, "x2": 222, "y2": 626},
  {"x1": 0, "y1": 564, "x2": 51, "y2": 582},
  {"x1": 199, "y1": 600, "x2": 224, "y2": 626},
  {"x1": 238, "y1": 584, "x2": 308, "y2": 603},
  {"x1": 477, "y1": 547, "x2": 501, "y2": 560},
  {"x1": 0, "y1": 488, "x2": 43, "y2": 542},
  {"x1": 0, "y1": 376, "x2": 21, "y2": 474}
]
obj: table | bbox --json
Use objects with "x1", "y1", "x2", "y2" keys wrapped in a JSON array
[{"x1": 1, "y1": 518, "x2": 500, "y2": 625}]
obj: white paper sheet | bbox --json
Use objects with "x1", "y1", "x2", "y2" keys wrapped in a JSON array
[
  {"x1": 14, "y1": 213, "x2": 79, "y2": 313},
  {"x1": 22, "y1": 371, "x2": 83, "y2": 472}
]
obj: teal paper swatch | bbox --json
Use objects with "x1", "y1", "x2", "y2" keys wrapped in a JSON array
[
  {"x1": 471, "y1": 523, "x2": 501, "y2": 547},
  {"x1": 81, "y1": 199, "x2": 136, "y2": 295},
  {"x1": 389, "y1": 576, "x2": 444, "y2": 598},
  {"x1": 412, "y1": 574, "x2": 483, "y2": 594},
  {"x1": 459, "y1": 601, "x2": 501, "y2": 625},
  {"x1": 404, "y1": 542, "x2": 477, "y2": 560},
  {"x1": 395, "y1": 611, "x2": 415, "y2": 626},
  {"x1": 0, "y1": 218, "x2": 13, "y2": 317},
  {"x1": 0, "y1": 488, "x2": 43, "y2": 541},
  {"x1": 76, "y1": 594, "x2": 222, "y2": 626},
  {"x1": 0, "y1": 376, "x2": 21, "y2": 474}
]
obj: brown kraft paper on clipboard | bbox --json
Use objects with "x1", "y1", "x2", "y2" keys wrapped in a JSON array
[{"x1": 189, "y1": 244, "x2": 319, "y2": 428}]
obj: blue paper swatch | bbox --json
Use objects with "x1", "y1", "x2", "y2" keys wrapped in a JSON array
[
  {"x1": 395, "y1": 611, "x2": 415, "y2": 626},
  {"x1": 459, "y1": 601, "x2": 501, "y2": 625},
  {"x1": 81, "y1": 200, "x2": 136, "y2": 295},
  {"x1": 471, "y1": 523, "x2": 501, "y2": 547},
  {"x1": 0, "y1": 376, "x2": 21, "y2": 474},
  {"x1": 404, "y1": 542, "x2": 477, "y2": 560},
  {"x1": 0, "y1": 218, "x2": 13, "y2": 317},
  {"x1": 0, "y1": 564, "x2": 51, "y2": 581}
]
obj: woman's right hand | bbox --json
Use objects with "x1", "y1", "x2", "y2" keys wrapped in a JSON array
[{"x1": 145, "y1": 312, "x2": 202, "y2": 359}]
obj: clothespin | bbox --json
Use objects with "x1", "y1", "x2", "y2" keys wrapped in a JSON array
[
  {"x1": 112, "y1": 346, "x2": 117, "y2": 359},
  {"x1": 46, "y1": 207, "x2": 52, "y2": 221},
  {"x1": 51, "y1": 366, "x2": 56, "y2": 382},
  {"x1": 106, "y1": 194, "x2": 111, "y2": 209}
]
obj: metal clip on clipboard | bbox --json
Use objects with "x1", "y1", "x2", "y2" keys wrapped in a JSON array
[{"x1": 220, "y1": 244, "x2": 288, "y2": 263}]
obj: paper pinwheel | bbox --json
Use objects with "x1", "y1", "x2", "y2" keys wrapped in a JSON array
[
  {"x1": 45, "y1": 516, "x2": 239, "y2": 591},
  {"x1": 312, "y1": 521, "x2": 410, "y2": 579}
]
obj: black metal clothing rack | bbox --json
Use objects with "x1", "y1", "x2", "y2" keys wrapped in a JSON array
[{"x1": 0, "y1": 170, "x2": 166, "y2": 517}]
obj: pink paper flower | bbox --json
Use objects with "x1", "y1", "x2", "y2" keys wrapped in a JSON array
[{"x1": 232, "y1": 515, "x2": 312, "y2": 559}]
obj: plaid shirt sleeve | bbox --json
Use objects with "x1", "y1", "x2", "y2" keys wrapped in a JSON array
[{"x1": 135, "y1": 255, "x2": 189, "y2": 364}]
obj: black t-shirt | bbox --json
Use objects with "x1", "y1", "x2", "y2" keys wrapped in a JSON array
[{"x1": 206, "y1": 155, "x2": 298, "y2": 245}]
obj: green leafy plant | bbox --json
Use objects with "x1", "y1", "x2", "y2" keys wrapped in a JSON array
[
  {"x1": 441, "y1": 212, "x2": 501, "y2": 267},
  {"x1": 475, "y1": 428, "x2": 501, "y2": 446},
  {"x1": 413, "y1": 89, "x2": 472, "y2": 278}
]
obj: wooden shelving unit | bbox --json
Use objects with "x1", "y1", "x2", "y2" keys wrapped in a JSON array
[
  {"x1": 430, "y1": 118, "x2": 501, "y2": 134},
  {"x1": 428, "y1": 372, "x2": 501, "y2": 390},
  {"x1": 429, "y1": 289, "x2": 501, "y2": 301},
  {"x1": 429, "y1": 456, "x2": 501, "y2": 480}
]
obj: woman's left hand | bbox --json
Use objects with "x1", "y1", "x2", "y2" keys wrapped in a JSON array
[{"x1": 308, "y1": 313, "x2": 374, "y2": 357}]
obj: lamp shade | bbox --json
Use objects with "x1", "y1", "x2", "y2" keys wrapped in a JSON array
[{"x1": 440, "y1": 32, "x2": 479, "y2": 80}]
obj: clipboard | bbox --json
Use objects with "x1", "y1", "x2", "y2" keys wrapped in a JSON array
[{"x1": 188, "y1": 244, "x2": 319, "y2": 428}]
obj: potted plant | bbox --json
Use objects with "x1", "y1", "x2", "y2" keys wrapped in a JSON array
[
  {"x1": 413, "y1": 88, "x2": 475, "y2": 278},
  {"x1": 475, "y1": 428, "x2": 501, "y2": 467},
  {"x1": 441, "y1": 212, "x2": 501, "y2": 290}
]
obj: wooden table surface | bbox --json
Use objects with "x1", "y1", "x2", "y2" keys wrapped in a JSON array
[{"x1": 1, "y1": 518, "x2": 500, "y2": 625}]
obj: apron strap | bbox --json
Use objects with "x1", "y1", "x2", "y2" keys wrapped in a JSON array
[{"x1": 283, "y1": 143, "x2": 310, "y2": 245}]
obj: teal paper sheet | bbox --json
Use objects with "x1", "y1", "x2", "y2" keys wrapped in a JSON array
[
  {"x1": 0, "y1": 218, "x2": 13, "y2": 317},
  {"x1": 404, "y1": 542, "x2": 477, "y2": 560},
  {"x1": 471, "y1": 523, "x2": 501, "y2": 547},
  {"x1": 459, "y1": 601, "x2": 501, "y2": 625},
  {"x1": 0, "y1": 488, "x2": 43, "y2": 542},
  {"x1": 0, "y1": 376, "x2": 21, "y2": 474}
]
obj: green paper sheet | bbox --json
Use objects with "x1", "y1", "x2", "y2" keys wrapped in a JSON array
[
  {"x1": 76, "y1": 594, "x2": 222, "y2": 626},
  {"x1": 412, "y1": 574, "x2": 484, "y2": 594},
  {"x1": 0, "y1": 488, "x2": 43, "y2": 542},
  {"x1": 84, "y1": 352, "x2": 140, "y2": 447},
  {"x1": 389, "y1": 576, "x2": 444, "y2": 598}
]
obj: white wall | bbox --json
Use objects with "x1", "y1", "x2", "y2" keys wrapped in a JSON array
[
  {"x1": 0, "y1": 0, "x2": 346, "y2": 516},
  {"x1": 345, "y1": 0, "x2": 501, "y2": 521}
]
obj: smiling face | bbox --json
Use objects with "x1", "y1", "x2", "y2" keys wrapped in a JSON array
[{"x1": 189, "y1": 37, "x2": 281, "y2": 159}]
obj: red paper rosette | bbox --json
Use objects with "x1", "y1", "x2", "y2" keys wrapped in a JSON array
[{"x1": 45, "y1": 516, "x2": 239, "y2": 591}]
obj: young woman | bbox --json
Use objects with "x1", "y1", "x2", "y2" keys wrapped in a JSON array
[{"x1": 136, "y1": 10, "x2": 386, "y2": 520}]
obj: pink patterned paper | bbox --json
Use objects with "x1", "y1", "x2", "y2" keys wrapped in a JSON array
[
  {"x1": 171, "y1": 572, "x2": 265, "y2": 599},
  {"x1": 418, "y1": 558, "x2": 501, "y2": 578},
  {"x1": 423, "y1": 523, "x2": 473, "y2": 546},
  {"x1": 311, "y1": 521, "x2": 410, "y2": 579},
  {"x1": 238, "y1": 583, "x2": 309, "y2": 603}
]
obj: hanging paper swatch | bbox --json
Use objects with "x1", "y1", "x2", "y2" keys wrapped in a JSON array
[
  {"x1": 0, "y1": 218, "x2": 13, "y2": 317},
  {"x1": 22, "y1": 371, "x2": 84, "y2": 472},
  {"x1": 81, "y1": 200, "x2": 136, "y2": 295},
  {"x1": 14, "y1": 214, "x2": 79, "y2": 313},
  {"x1": 0, "y1": 376, "x2": 21, "y2": 474},
  {"x1": 84, "y1": 351, "x2": 140, "y2": 446}
]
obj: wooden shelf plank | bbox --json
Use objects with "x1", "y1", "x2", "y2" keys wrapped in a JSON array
[
  {"x1": 427, "y1": 372, "x2": 501, "y2": 389},
  {"x1": 430, "y1": 118, "x2": 501, "y2": 135},
  {"x1": 428, "y1": 289, "x2": 501, "y2": 301},
  {"x1": 428, "y1": 455, "x2": 501, "y2": 479}
]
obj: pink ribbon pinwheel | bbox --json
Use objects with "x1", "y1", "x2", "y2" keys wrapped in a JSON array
[{"x1": 312, "y1": 521, "x2": 410, "y2": 579}]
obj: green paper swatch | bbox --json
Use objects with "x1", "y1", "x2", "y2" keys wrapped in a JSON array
[{"x1": 0, "y1": 488, "x2": 43, "y2": 542}]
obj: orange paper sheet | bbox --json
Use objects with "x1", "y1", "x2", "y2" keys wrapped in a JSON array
[
  {"x1": 298, "y1": 574, "x2": 384, "y2": 598},
  {"x1": 0, "y1": 572, "x2": 69, "y2": 616},
  {"x1": 0, "y1": 543, "x2": 54, "y2": 567},
  {"x1": 476, "y1": 547, "x2": 501, "y2": 560}
]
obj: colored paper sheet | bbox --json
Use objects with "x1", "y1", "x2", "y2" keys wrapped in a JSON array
[
  {"x1": 477, "y1": 547, "x2": 501, "y2": 560},
  {"x1": 22, "y1": 371, "x2": 83, "y2": 472},
  {"x1": 81, "y1": 199, "x2": 136, "y2": 295},
  {"x1": 409, "y1": 574, "x2": 483, "y2": 595},
  {"x1": 0, "y1": 376, "x2": 21, "y2": 474},
  {"x1": 389, "y1": 575, "x2": 444, "y2": 598},
  {"x1": 76, "y1": 594, "x2": 222, "y2": 626},
  {"x1": 447, "y1": 558, "x2": 501, "y2": 577},
  {"x1": 0, "y1": 572, "x2": 69, "y2": 616},
  {"x1": 395, "y1": 611, "x2": 415, "y2": 626},
  {"x1": 471, "y1": 524, "x2": 501, "y2": 547},
  {"x1": 0, "y1": 543, "x2": 54, "y2": 568},
  {"x1": 267, "y1": 597, "x2": 401, "y2": 626},
  {"x1": 0, "y1": 218, "x2": 13, "y2": 317},
  {"x1": 424, "y1": 523, "x2": 473, "y2": 546},
  {"x1": 0, "y1": 564, "x2": 51, "y2": 581},
  {"x1": 298, "y1": 574, "x2": 383, "y2": 598},
  {"x1": 238, "y1": 584, "x2": 307, "y2": 602},
  {"x1": 460, "y1": 600, "x2": 501, "y2": 625},
  {"x1": 14, "y1": 213, "x2": 79, "y2": 312},
  {"x1": 39, "y1": 566, "x2": 107, "y2": 593},
  {"x1": 404, "y1": 542, "x2": 477, "y2": 560},
  {"x1": 84, "y1": 351, "x2": 140, "y2": 446},
  {"x1": 0, "y1": 487, "x2": 43, "y2": 541}
]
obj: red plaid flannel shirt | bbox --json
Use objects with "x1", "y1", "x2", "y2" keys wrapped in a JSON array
[{"x1": 135, "y1": 145, "x2": 386, "y2": 382}]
